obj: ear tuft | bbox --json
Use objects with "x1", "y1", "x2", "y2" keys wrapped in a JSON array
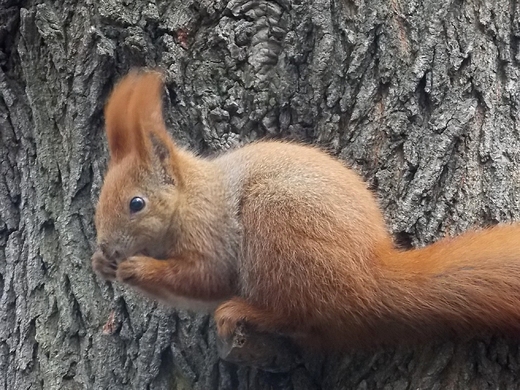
[
  {"x1": 104, "y1": 69, "x2": 176, "y2": 165},
  {"x1": 126, "y1": 70, "x2": 169, "y2": 161},
  {"x1": 104, "y1": 70, "x2": 140, "y2": 162},
  {"x1": 103, "y1": 69, "x2": 183, "y2": 186}
]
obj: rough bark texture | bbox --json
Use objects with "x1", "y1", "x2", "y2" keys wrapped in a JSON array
[{"x1": 2, "y1": 0, "x2": 520, "y2": 389}]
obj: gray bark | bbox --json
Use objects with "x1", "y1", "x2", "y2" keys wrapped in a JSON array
[{"x1": 1, "y1": 0, "x2": 520, "y2": 389}]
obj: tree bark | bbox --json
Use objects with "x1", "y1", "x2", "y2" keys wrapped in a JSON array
[{"x1": 2, "y1": 0, "x2": 520, "y2": 388}]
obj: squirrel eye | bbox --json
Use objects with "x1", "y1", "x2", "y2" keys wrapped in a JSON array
[{"x1": 129, "y1": 196, "x2": 146, "y2": 213}]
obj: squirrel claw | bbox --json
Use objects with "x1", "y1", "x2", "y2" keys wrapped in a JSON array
[
  {"x1": 92, "y1": 250, "x2": 117, "y2": 281},
  {"x1": 215, "y1": 301, "x2": 246, "y2": 341},
  {"x1": 116, "y1": 256, "x2": 145, "y2": 285}
]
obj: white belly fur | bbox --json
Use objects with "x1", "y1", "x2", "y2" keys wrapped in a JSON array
[
  {"x1": 134, "y1": 287, "x2": 224, "y2": 312},
  {"x1": 162, "y1": 294, "x2": 223, "y2": 312}
]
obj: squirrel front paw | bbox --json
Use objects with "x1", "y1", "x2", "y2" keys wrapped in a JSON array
[
  {"x1": 116, "y1": 256, "x2": 149, "y2": 285},
  {"x1": 92, "y1": 250, "x2": 117, "y2": 281}
]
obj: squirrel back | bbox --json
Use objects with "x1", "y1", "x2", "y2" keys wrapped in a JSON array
[
  {"x1": 93, "y1": 70, "x2": 520, "y2": 349},
  {"x1": 216, "y1": 142, "x2": 520, "y2": 347}
]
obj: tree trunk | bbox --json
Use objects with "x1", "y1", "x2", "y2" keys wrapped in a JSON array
[{"x1": 2, "y1": 0, "x2": 520, "y2": 388}]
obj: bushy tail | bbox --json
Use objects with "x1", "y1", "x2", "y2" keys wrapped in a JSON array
[{"x1": 378, "y1": 225, "x2": 520, "y2": 341}]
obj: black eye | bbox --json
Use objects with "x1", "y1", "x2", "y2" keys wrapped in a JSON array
[{"x1": 129, "y1": 197, "x2": 146, "y2": 213}]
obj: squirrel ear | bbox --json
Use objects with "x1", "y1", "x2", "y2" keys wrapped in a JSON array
[
  {"x1": 149, "y1": 132, "x2": 177, "y2": 185},
  {"x1": 126, "y1": 70, "x2": 166, "y2": 162},
  {"x1": 104, "y1": 71, "x2": 141, "y2": 163},
  {"x1": 105, "y1": 69, "x2": 181, "y2": 182},
  {"x1": 127, "y1": 70, "x2": 183, "y2": 184}
]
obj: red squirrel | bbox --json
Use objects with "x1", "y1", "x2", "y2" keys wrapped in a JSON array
[{"x1": 92, "y1": 69, "x2": 520, "y2": 349}]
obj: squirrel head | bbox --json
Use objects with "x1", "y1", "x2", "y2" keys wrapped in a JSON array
[{"x1": 94, "y1": 70, "x2": 183, "y2": 262}]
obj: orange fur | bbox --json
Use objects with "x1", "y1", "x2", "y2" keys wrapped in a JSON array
[
  {"x1": 104, "y1": 71, "x2": 139, "y2": 163},
  {"x1": 93, "y1": 70, "x2": 520, "y2": 350}
]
